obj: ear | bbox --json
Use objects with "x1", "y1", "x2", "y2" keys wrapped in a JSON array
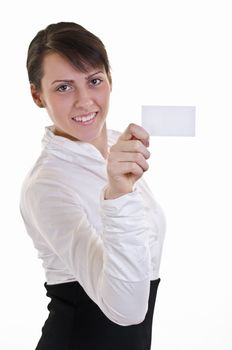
[{"x1": 30, "y1": 84, "x2": 46, "y2": 108}]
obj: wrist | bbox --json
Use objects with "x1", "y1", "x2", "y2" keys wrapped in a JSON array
[{"x1": 104, "y1": 186, "x2": 133, "y2": 200}]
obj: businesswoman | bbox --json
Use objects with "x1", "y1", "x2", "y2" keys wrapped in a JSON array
[{"x1": 20, "y1": 21, "x2": 166, "y2": 350}]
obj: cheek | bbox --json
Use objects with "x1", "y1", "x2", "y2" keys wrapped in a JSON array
[
  {"x1": 46, "y1": 96, "x2": 68, "y2": 114},
  {"x1": 98, "y1": 88, "x2": 111, "y2": 108}
]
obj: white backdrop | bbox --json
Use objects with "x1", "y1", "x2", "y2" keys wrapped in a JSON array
[{"x1": 1, "y1": 0, "x2": 231, "y2": 349}]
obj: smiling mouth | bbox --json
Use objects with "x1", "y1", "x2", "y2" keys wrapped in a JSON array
[{"x1": 72, "y1": 112, "x2": 97, "y2": 125}]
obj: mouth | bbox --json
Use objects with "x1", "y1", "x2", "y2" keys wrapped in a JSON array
[{"x1": 72, "y1": 112, "x2": 98, "y2": 125}]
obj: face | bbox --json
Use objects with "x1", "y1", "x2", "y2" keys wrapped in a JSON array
[{"x1": 31, "y1": 52, "x2": 112, "y2": 153}]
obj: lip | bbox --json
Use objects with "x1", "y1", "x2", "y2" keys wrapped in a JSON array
[
  {"x1": 72, "y1": 111, "x2": 98, "y2": 119},
  {"x1": 72, "y1": 112, "x2": 98, "y2": 125}
]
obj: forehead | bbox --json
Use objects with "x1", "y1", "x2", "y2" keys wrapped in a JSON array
[
  {"x1": 42, "y1": 52, "x2": 104, "y2": 80},
  {"x1": 42, "y1": 53, "x2": 76, "y2": 77}
]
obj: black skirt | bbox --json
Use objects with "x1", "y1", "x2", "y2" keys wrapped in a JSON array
[{"x1": 35, "y1": 278, "x2": 160, "y2": 350}]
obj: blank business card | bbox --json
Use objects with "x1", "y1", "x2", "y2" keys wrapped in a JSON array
[{"x1": 142, "y1": 105, "x2": 196, "y2": 136}]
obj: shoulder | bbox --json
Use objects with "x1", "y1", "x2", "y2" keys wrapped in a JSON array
[{"x1": 20, "y1": 151, "x2": 79, "y2": 209}]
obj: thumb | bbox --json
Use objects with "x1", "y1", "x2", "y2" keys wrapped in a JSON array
[{"x1": 119, "y1": 123, "x2": 150, "y2": 146}]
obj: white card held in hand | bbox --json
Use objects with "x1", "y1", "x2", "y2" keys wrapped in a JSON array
[{"x1": 141, "y1": 105, "x2": 196, "y2": 136}]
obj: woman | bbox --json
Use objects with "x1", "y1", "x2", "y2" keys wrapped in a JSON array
[{"x1": 20, "y1": 22, "x2": 166, "y2": 350}]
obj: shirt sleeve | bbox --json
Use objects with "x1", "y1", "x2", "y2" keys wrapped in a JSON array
[
  {"x1": 137, "y1": 178, "x2": 166, "y2": 280},
  {"x1": 20, "y1": 177, "x2": 151, "y2": 326}
]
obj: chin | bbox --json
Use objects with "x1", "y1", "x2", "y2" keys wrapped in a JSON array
[{"x1": 73, "y1": 123, "x2": 106, "y2": 142}]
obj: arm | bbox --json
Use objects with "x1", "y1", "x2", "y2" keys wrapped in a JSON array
[{"x1": 21, "y1": 178, "x2": 151, "y2": 326}]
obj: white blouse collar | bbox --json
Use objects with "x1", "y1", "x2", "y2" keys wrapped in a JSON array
[{"x1": 42, "y1": 125, "x2": 120, "y2": 162}]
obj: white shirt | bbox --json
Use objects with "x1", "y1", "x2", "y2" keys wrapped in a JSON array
[{"x1": 20, "y1": 126, "x2": 166, "y2": 326}]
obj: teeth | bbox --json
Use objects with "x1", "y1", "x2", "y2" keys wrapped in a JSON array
[{"x1": 73, "y1": 113, "x2": 96, "y2": 122}]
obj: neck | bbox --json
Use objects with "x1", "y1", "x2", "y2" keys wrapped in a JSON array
[
  {"x1": 52, "y1": 124, "x2": 109, "y2": 159},
  {"x1": 90, "y1": 124, "x2": 109, "y2": 159}
]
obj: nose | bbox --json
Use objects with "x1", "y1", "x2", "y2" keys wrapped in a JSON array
[{"x1": 74, "y1": 87, "x2": 94, "y2": 110}]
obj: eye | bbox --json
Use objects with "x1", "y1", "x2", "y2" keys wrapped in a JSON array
[
  {"x1": 56, "y1": 84, "x2": 72, "y2": 92},
  {"x1": 90, "y1": 78, "x2": 102, "y2": 86}
]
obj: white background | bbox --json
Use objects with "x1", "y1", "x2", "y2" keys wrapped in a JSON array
[{"x1": 0, "y1": 0, "x2": 231, "y2": 349}]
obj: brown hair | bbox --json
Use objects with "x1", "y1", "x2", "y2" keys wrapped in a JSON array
[{"x1": 26, "y1": 22, "x2": 111, "y2": 90}]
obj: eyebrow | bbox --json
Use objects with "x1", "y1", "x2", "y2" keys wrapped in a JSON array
[
  {"x1": 51, "y1": 70, "x2": 104, "y2": 85},
  {"x1": 86, "y1": 70, "x2": 104, "y2": 79}
]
